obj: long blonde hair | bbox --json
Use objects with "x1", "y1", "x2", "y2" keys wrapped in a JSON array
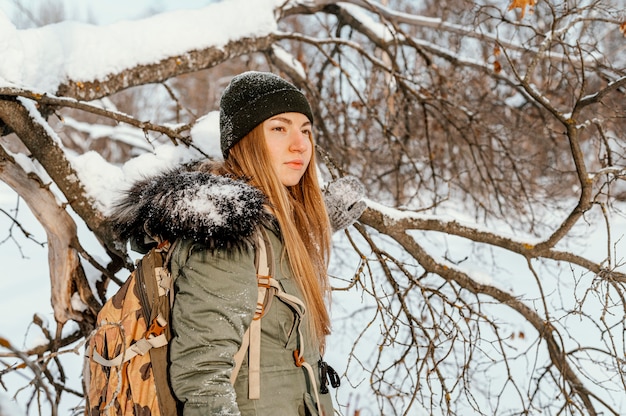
[{"x1": 217, "y1": 124, "x2": 332, "y2": 351}]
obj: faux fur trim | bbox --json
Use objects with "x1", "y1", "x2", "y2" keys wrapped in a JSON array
[{"x1": 109, "y1": 164, "x2": 272, "y2": 251}]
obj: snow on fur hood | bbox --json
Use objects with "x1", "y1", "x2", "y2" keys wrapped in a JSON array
[{"x1": 108, "y1": 162, "x2": 273, "y2": 251}]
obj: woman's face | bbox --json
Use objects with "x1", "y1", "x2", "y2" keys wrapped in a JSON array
[{"x1": 262, "y1": 112, "x2": 313, "y2": 187}]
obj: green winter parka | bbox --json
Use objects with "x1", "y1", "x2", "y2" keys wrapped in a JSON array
[
  {"x1": 169, "y1": 223, "x2": 333, "y2": 416},
  {"x1": 107, "y1": 163, "x2": 334, "y2": 416}
]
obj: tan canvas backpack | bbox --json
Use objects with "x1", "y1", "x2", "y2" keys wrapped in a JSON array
[{"x1": 84, "y1": 230, "x2": 278, "y2": 415}]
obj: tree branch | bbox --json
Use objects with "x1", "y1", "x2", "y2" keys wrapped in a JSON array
[
  {"x1": 0, "y1": 144, "x2": 98, "y2": 326},
  {"x1": 55, "y1": 35, "x2": 277, "y2": 100}
]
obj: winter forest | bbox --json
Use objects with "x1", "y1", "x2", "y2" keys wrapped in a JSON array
[{"x1": 1, "y1": 0, "x2": 625, "y2": 415}]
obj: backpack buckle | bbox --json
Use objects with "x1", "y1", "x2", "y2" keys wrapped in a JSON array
[
  {"x1": 146, "y1": 315, "x2": 167, "y2": 338},
  {"x1": 293, "y1": 349, "x2": 305, "y2": 367}
]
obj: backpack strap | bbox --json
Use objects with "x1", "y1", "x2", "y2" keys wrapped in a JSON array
[
  {"x1": 230, "y1": 228, "x2": 274, "y2": 395},
  {"x1": 248, "y1": 227, "x2": 272, "y2": 399},
  {"x1": 230, "y1": 228, "x2": 323, "y2": 415},
  {"x1": 89, "y1": 317, "x2": 169, "y2": 366}
]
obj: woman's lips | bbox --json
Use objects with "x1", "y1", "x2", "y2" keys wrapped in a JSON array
[{"x1": 285, "y1": 160, "x2": 304, "y2": 169}]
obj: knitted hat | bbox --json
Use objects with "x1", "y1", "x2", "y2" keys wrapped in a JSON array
[{"x1": 219, "y1": 71, "x2": 314, "y2": 158}]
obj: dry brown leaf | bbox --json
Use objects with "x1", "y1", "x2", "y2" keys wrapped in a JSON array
[{"x1": 508, "y1": 0, "x2": 536, "y2": 19}]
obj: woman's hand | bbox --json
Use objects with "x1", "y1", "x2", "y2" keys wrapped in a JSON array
[{"x1": 323, "y1": 176, "x2": 367, "y2": 232}]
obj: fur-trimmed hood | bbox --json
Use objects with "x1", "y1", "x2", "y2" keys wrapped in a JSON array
[{"x1": 108, "y1": 162, "x2": 273, "y2": 252}]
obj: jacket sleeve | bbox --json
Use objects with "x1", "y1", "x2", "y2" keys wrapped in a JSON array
[{"x1": 169, "y1": 240, "x2": 258, "y2": 416}]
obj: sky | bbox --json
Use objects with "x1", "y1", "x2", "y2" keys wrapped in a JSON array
[{"x1": 1, "y1": 1, "x2": 625, "y2": 415}]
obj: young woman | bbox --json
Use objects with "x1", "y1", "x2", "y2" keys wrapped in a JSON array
[{"x1": 110, "y1": 71, "x2": 365, "y2": 415}]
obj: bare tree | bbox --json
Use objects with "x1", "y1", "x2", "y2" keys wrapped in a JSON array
[{"x1": 1, "y1": 0, "x2": 625, "y2": 415}]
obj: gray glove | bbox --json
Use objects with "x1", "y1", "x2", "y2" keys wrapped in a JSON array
[{"x1": 323, "y1": 175, "x2": 367, "y2": 232}]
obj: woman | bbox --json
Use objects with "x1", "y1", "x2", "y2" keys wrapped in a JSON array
[{"x1": 111, "y1": 71, "x2": 365, "y2": 415}]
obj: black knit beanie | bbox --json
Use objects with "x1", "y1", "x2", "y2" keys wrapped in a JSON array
[{"x1": 219, "y1": 71, "x2": 314, "y2": 158}]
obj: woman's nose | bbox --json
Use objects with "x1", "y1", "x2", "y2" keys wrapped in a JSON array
[{"x1": 289, "y1": 130, "x2": 308, "y2": 152}]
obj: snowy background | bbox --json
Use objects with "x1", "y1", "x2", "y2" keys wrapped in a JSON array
[
  {"x1": 0, "y1": 1, "x2": 374, "y2": 414},
  {"x1": 1, "y1": 1, "x2": 625, "y2": 415}
]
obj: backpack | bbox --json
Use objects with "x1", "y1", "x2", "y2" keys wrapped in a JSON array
[{"x1": 83, "y1": 231, "x2": 276, "y2": 416}]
